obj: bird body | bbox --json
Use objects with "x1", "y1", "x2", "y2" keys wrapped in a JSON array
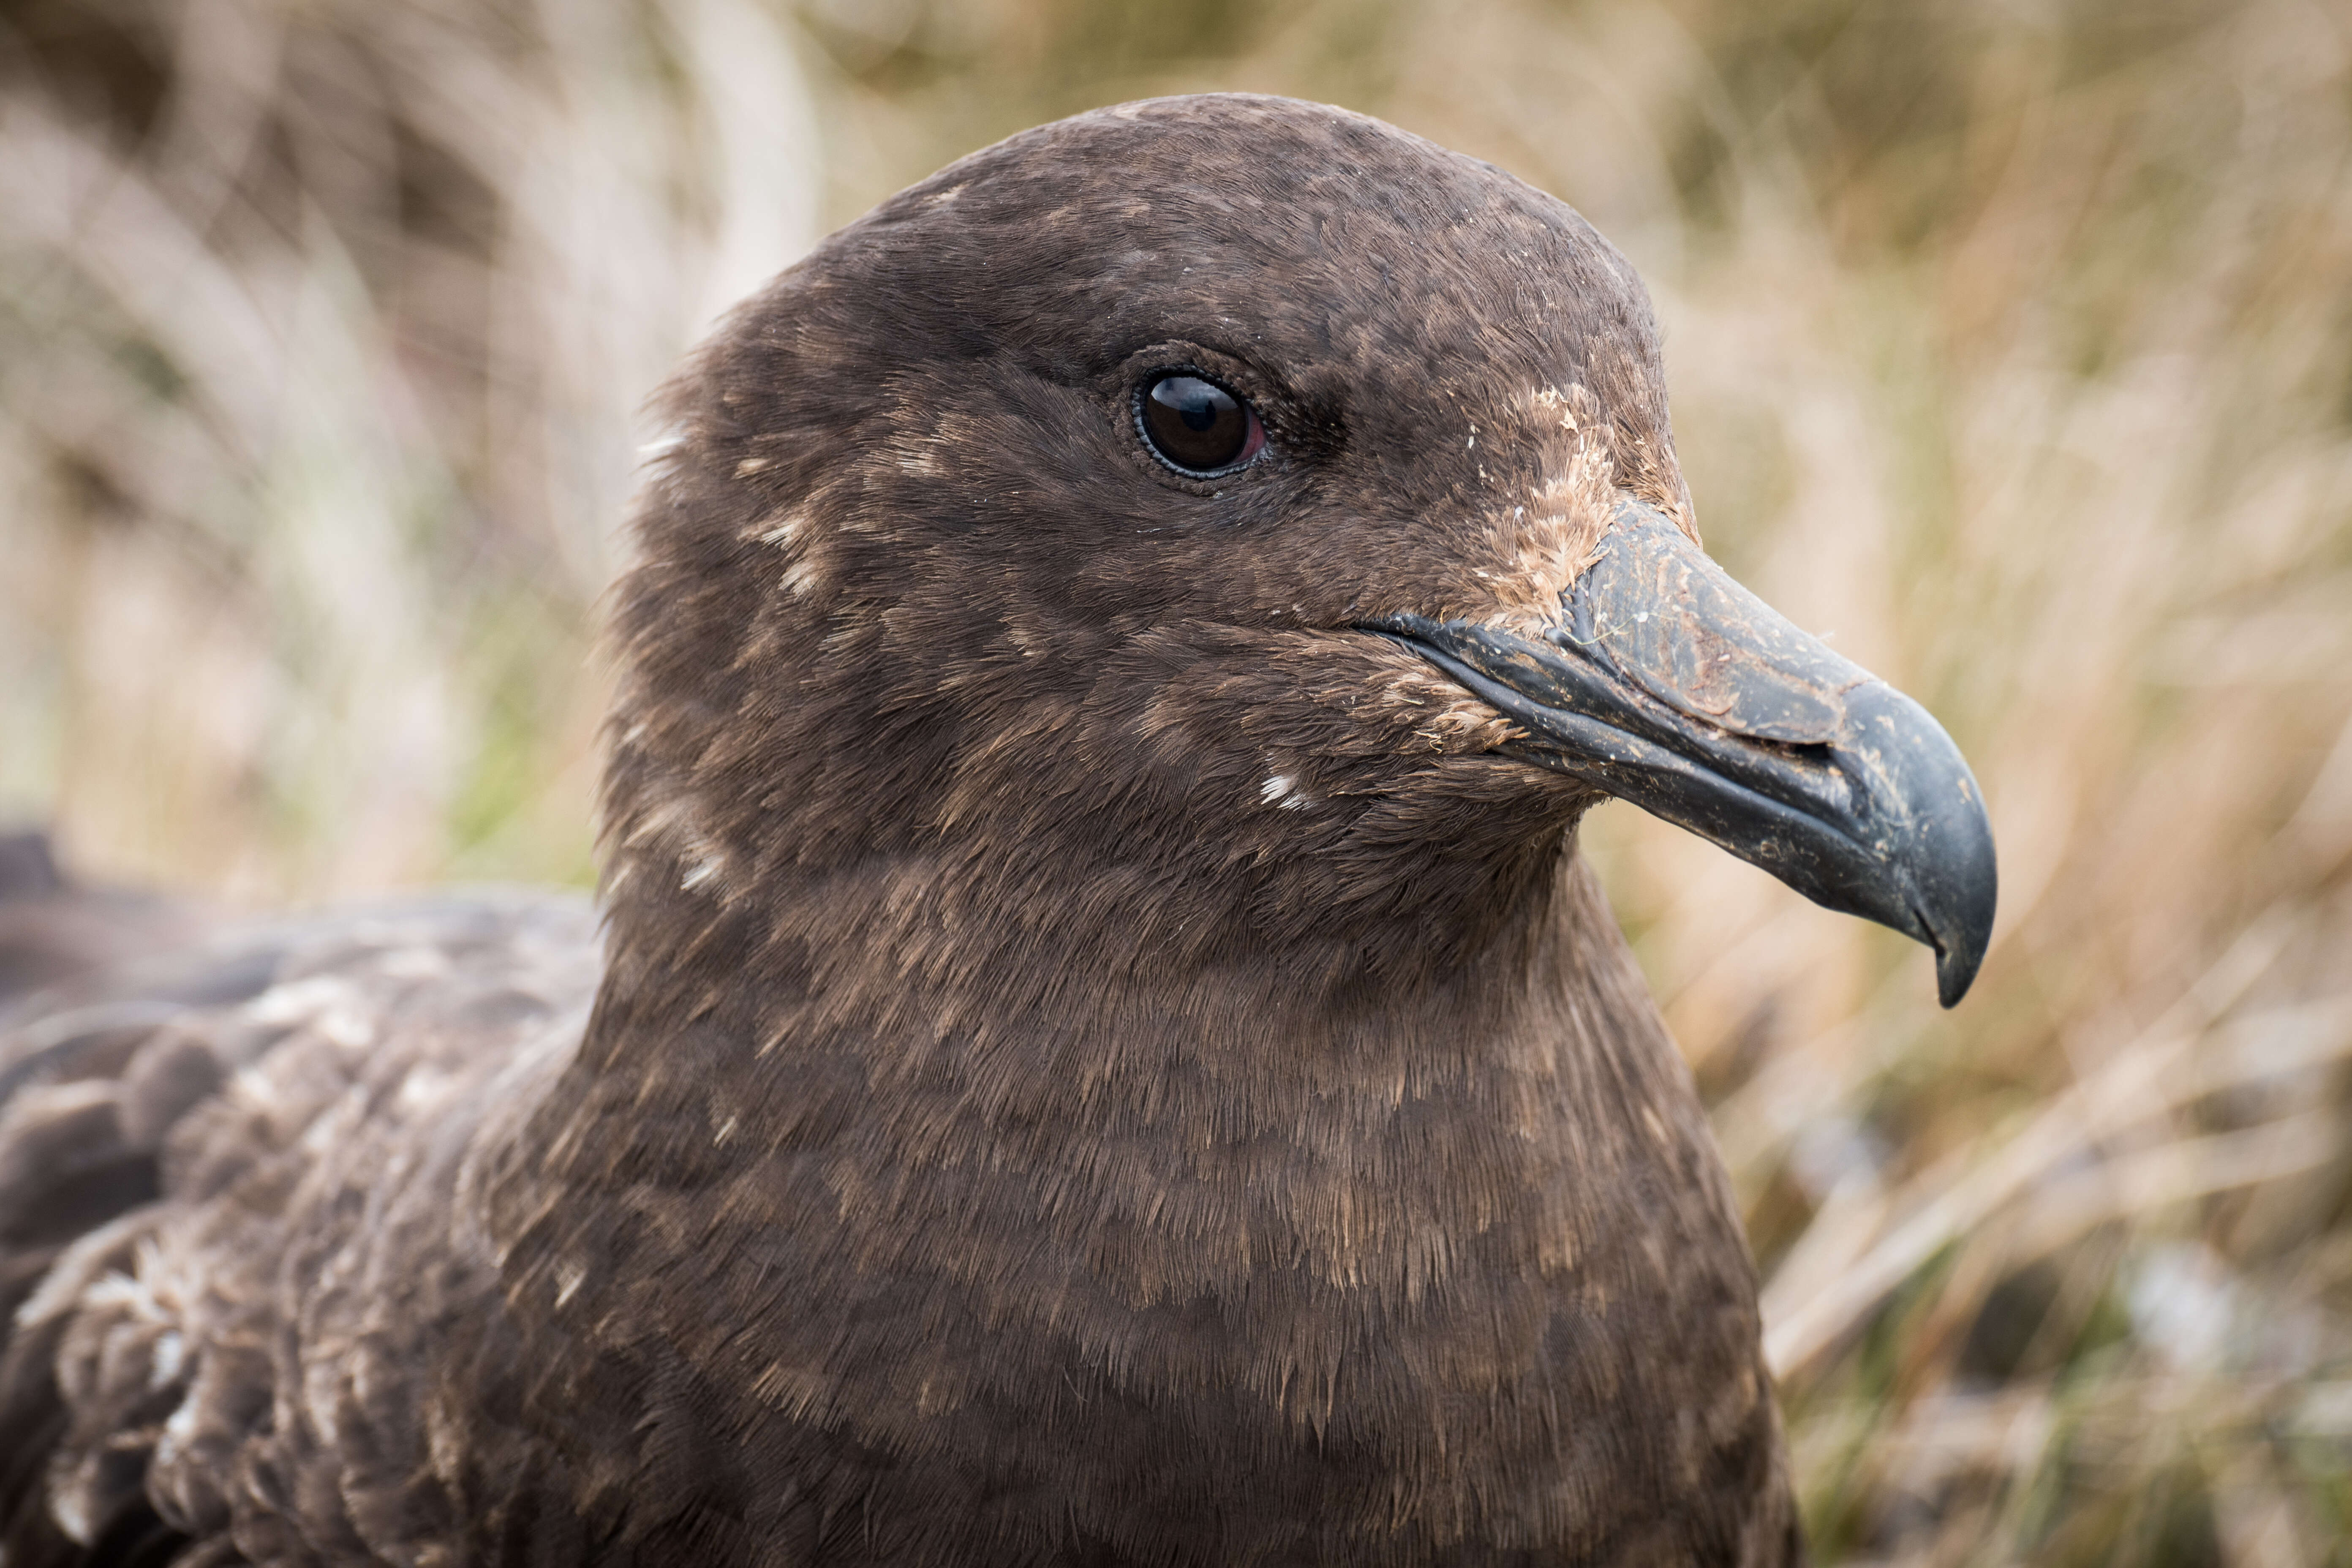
[{"x1": 1, "y1": 96, "x2": 1991, "y2": 1566}]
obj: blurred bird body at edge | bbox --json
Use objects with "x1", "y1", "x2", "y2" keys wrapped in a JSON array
[{"x1": 2, "y1": 0, "x2": 2349, "y2": 1561}]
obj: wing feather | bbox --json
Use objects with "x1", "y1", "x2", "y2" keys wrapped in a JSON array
[{"x1": 0, "y1": 890, "x2": 599, "y2": 1568}]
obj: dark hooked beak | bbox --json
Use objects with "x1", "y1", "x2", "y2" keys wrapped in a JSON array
[{"x1": 1368, "y1": 498, "x2": 1997, "y2": 1007}]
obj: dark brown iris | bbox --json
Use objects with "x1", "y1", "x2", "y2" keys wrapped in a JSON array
[{"x1": 1138, "y1": 373, "x2": 1263, "y2": 474}]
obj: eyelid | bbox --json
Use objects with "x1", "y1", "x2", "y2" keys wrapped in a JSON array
[{"x1": 1236, "y1": 407, "x2": 1266, "y2": 465}]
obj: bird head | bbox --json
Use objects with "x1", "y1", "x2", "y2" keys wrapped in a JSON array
[{"x1": 603, "y1": 94, "x2": 1995, "y2": 1014}]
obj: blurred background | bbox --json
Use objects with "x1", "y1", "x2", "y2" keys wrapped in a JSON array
[{"x1": 2, "y1": 0, "x2": 2347, "y2": 1559}]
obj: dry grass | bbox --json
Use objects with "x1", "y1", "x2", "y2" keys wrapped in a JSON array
[{"x1": 4, "y1": 0, "x2": 2349, "y2": 1560}]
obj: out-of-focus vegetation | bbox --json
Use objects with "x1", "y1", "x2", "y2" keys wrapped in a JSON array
[{"x1": 4, "y1": 0, "x2": 2349, "y2": 1560}]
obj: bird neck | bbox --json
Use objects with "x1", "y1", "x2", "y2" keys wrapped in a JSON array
[
  {"x1": 531, "y1": 822, "x2": 1710, "y2": 1296},
  {"x1": 582, "y1": 808, "x2": 1574, "y2": 1106},
  {"x1": 481, "y1": 825, "x2": 1778, "y2": 1558}
]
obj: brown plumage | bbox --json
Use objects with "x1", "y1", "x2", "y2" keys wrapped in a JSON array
[{"x1": 0, "y1": 95, "x2": 1995, "y2": 1566}]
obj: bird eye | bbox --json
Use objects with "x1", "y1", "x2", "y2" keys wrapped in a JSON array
[{"x1": 1137, "y1": 373, "x2": 1265, "y2": 475}]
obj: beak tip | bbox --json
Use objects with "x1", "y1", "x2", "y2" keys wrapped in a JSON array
[
  {"x1": 1935, "y1": 942, "x2": 1982, "y2": 1009},
  {"x1": 1924, "y1": 811, "x2": 1998, "y2": 1009}
]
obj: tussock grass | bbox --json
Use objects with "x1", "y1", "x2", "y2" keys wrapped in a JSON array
[{"x1": 4, "y1": 0, "x2": 2348, "y2": 1559}]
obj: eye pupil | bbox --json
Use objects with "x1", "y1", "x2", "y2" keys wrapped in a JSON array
[{"x1": 1140, "y1": 373, "x2": 1259, "y2": 474}]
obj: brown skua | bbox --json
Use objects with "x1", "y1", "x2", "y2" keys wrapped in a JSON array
[{"x1": 0, "y1": 95, "x2": 1993, "y2": 1567}]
